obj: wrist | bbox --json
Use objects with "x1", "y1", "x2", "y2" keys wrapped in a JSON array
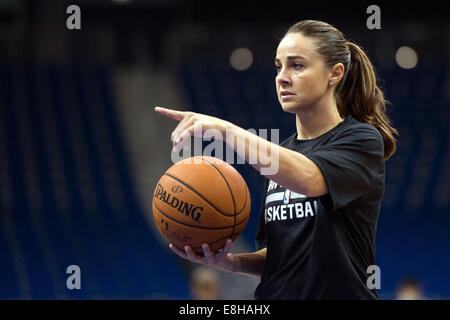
[
  {"x1": 223, "y1": 122, "x2": 247, "y2": 147},
  {"x1": 231, "y1": 254, "x2": 242, "y2": 274},
  {"x1": 221, "y1": 121, "x2": 236, "y2": 138}
]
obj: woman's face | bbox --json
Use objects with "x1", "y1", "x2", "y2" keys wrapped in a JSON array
[{"x1": 275, "y1": 33, "x2": 331, "y2": 113}]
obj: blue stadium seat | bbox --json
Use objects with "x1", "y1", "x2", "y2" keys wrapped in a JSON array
[{"x1": 0, "y1": 63, "x2": 190, "y2": 299}]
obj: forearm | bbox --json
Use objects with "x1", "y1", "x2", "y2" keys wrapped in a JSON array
[
  {"x1": 224, "y1": 123, "x2": 326, "y2": 197},
  {"x1": 233, "y1": 248, "x2": 267, "y2": 278}
]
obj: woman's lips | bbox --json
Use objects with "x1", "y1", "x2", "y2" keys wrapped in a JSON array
[{"x1": 280, "y1": 90, "x2": 295, "y2": 101}]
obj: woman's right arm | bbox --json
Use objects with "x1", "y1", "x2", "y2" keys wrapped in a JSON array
[
  {"x1": 233, "y1": 248, "x2": 266, "y2": 278},
  {"x1": 169, "y1": 240, "x2": 266, "y2": 279}
]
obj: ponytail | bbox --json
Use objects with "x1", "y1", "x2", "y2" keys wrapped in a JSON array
[
  {"x1": 337, "y1": 42, "x2": 398, "y2": 160},
  {"x1": 286, "y1": 20, "x2": 398, "y2": 160}
]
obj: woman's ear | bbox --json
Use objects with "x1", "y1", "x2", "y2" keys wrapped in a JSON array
[{"x1": 329, "y1": 63, "x2": 345, "y2": 85}]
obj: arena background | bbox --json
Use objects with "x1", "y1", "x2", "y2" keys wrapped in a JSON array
[{"x1": 0, "y1": 0, "x2": 448, "y2": 299}]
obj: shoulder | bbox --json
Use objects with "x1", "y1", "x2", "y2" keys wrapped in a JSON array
[
  {"x1": 326, "y1": 116, "x2": 385, "y2": 159},
  {"x1": 334, "y1": 116, "x2": 383, "y2": 144}
]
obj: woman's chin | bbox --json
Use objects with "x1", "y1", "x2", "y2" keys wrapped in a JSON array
[{"x1": 281, "y1": 101, "x2": 301, "y2": 114}]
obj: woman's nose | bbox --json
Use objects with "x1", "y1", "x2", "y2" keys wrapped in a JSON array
[{"x1": 276, "y1": 69, "x2": 291, "y2": 85}]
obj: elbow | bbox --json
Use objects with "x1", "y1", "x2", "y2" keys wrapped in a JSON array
[
  {"x1": 302, "y1": 166, "x2": 328, "y2": 198},
  {"x1": 282, "y1": 150, "x2": 328, "y2": 198}
]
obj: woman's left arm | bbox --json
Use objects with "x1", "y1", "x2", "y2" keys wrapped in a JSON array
[{"x1": 154, "y1": 106, "x2": 328, "y2": 197}]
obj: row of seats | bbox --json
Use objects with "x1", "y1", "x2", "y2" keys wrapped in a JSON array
[
  {"x1": 1, "y1": 59, "x2": 447, "y2": 299},
  {"x1": 0, "y1": 63, "x2": 189, "y2": 299}
]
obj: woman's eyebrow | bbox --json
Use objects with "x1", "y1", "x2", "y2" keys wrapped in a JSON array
[{"x1": 275, "y1": 55, "x2": 307, "y2": 63}]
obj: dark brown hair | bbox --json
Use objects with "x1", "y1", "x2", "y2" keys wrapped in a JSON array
[{"x1": 286, "y1": 20, "x2": 398, "y2": 160}]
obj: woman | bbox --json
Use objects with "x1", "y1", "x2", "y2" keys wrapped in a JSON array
[{"x1": 155, "y1": 20, "x2": 397, "y2": 299}]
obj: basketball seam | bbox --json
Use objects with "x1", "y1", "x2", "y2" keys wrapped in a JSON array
[
  {"x1": 236, "y1": 183, "x2": 249, "y2": 214},
  {"x1": 200, "y1": 158, "x2": 237, "y2": 241},
  {"x1": 163, "y1": 173, "x2": 236, "y2": 217},
  {"x1": 153, "y1": 198, "x2": 249, "y2": 230}
]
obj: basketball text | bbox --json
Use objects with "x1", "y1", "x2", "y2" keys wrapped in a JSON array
[{"x1": 154, "y1": 183, "x2": 203, "y2": 223}]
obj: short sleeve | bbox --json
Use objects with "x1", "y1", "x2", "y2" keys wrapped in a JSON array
[
  {"x1": 304, "y1": 125, "x2": 384, "y2": 212},
  {"x1": 255, "y1": 178, "x2": 269, "y2": 250}
]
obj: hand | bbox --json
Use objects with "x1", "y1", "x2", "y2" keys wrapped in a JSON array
[
  {"x1": 169, "y1": 240, "x2": 240, "y2": 274},
  {"x1": 154, "y1": 106, "x2": 232, "y2": 152}
]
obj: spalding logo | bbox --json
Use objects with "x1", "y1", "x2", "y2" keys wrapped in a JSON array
[
  {"x1": 154, "y1": 184, "x2": 203, "y2": 223},
  {"x1": 171, "y1": 185, "x2": 184, "y2": 193}
]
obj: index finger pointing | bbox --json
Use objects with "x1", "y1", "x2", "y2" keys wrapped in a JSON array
[{"x1": 154, "y1": 106, "x2": 186, "y2": 121}]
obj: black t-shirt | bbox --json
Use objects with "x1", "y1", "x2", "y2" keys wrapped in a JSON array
[{"x1": 254, "y1": 115, "x2": 385, "y2": 300}]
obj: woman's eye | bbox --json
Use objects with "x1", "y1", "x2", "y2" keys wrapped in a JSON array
[
  {"x1": 293, "y1": 63, "x2": 304, "y2": 70},
  {"x1": 275, "y1": 65, "x2": 281, "y2": 72}
]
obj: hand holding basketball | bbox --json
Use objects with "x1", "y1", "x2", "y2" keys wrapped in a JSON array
[
  {"x1": 169, "y1": 239, "x2": 240, "y2": 274},
  {"x1": 152, "y1": 156, "x2": 251, "y2": 254}
]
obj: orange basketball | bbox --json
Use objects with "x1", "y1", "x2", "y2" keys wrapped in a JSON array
[{"x1": 152, "y1": 156, "x2": 251, "y2": 255}]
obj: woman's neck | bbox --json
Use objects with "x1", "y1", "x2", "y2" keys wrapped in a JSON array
[{"x1": 295, "y1": 102, "x2": 344, "y2": 140}]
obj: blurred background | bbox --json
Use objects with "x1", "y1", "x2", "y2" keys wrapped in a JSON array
[{"x1": 0, "y1": 0, "x2": 448, "y2": 299}]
